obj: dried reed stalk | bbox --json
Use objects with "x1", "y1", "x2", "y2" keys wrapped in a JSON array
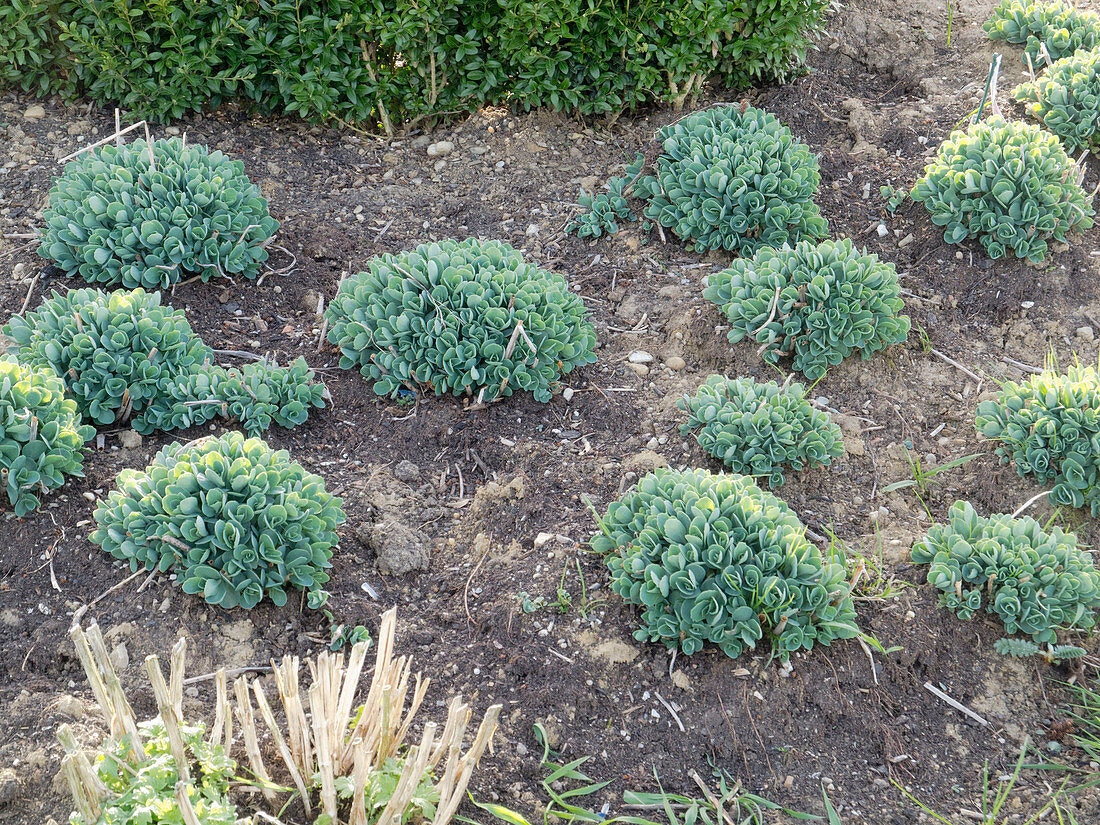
[
  {"x1": 63, "y1": 609, "x2": 500, "y2": 825},
  {"x1": 247, "y1": 606, "x2": 502, "y2": 825}
]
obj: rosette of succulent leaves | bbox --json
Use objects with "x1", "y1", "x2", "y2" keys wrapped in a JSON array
[
  {"x1": 975, "y1": 360, "x2": 1100, "y2": 515},
  {"x1": 0, "y1": 357, "x2": 95, "y2": 515},
  {"x1": 325, "y1": 238, "x2": 596, "y2": 404},
  {"x1": 912, "y1": 500, "x2": 1100, "y2": 645},
  {"x1": 592, "y1": 468, "x2": 859, "y2": 659},
  {"x1": 565, "y1": 105, "x2": 827, "y2": 254},
  {"x1": 91, "y1": 431, "x2": 346, "y2": 610},
  {"x1": 39, "y1": 137, "x2": 279, "y2": 289},
  {"x1": 4, "y1": 287, "x2": 325, "y2": 435},
  {"x1": 135, "y1": 357, "x2": 328, "y2": 436},
  {"x1": 985, "y1": 0, "x2": 1100, "y2": 65},
  {"x1": 678, "y1": 375, "x2": 843, "y2": 487},
  {"x1": 911, "y1": 115, "x2": 1094, "y2": 261},
  {"x1": 565, "y1": 153, "x2": 646, "y2": 238},
  {"x1": 704, "y1": 239, "x2": 910, "y2": 380},
  {"x1": 1015, "y1": 45, "x2": 1100, "y2": 153}
]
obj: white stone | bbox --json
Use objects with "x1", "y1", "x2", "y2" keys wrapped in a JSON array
[
  {"x1": 628, "y1": 350, "x2": 654, "y2": 364},
  {"x1": 23, "y1": 105, "x2": 45, "y2": 120},
  {"x1": 426, "y1": 140, "x2": 454, "y2": 157}
]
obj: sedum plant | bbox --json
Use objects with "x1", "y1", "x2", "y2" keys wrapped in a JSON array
[
  {"x1": 635, "y1": 105, "x2": 828, "y2": 255},
  {"x1": 985, "y1": 0, "x2": 1100, "y2": 65},
  {"x1": 39, "y1": 137, "x2": 279, "y2": 289},
  {"x1": 4, "y1": 287, "x2": 213, "y2": 426},
  {"x1": 678, "y1": 375, "x2": 843, "y2": 486},
  {"x1": 1015, "y1": 46, "x2": 1100, "y2": 153},
  {"x1": 704, "y1": 239, "x2": 910, "y2": 380},
  {"x1": 325, "y1": 238, "x2": 596, "y2": 404},
  {"x1": 592, "y1": 468, "x2": 859, "y2": 659},
  {"x1": 0, "y1": 358, "x2": 94, "y2": 516},
  {"x1": 911, "y1": 500, "x2": 1100, "y2": 643},
  {"x1": 911, "y1": 116, "x2": 1094, "y2": 261},
  {"x1": 565, "y1": 153, "x2": 645, "y2": 238},
  {"x1": 975, "y1": 362, "x2": 1100, "y2": 515},
  {"x1": 91, "y1": 431, "x2": 345, "y2": 610},
  {"x1": 135, "y1": 357, "x2": 328, "y2": 436}
]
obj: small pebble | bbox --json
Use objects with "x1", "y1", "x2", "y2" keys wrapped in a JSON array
[
  {"x1": 628, "y1": 350, "x2": 654, "y2": 364},
  {"x1": 665, "y1": 356, "x2": 685, "y2": 370},
  {"x1": 562, "y1": 387, "x2": 574, "y2": 401},
  {"x1": 426, "y1": 141, "x2": 454, "y2": 157}
]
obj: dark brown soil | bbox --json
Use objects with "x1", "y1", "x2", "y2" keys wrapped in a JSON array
[{"x1": 2, "y1": 1, "x2": 1100, "y2": 823}]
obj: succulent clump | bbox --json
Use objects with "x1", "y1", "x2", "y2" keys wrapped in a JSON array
[
  {"x1": 135, "y1": 357, "x2": 328, "y2": 436},
  {"x1": 1015, "y1": 46, "x2": 1100, "y2": 153},
  {"x1": 39, "y1": 137, "x2": 278, "y2": 288},
  {"x1": 985, "y1": 0, "x2": 1100, "y2": 65},
  {"x1": 592, "y1": 468, "x2": 859, "y2": 659},
  {"x1": 704, "y1": 239, "x2": 910, "y2": 380},
  {"x1": 635, "y1": 105, "x2": 828, "y2": 255},
  {"x1": 0, "y1": 358, "x2": 95, "y2": 515},
  {"x1": 975, "y1": 362, "x2": 1100, "y2": 515},
  {"x1": 91, "y1": 431, "x2": 346, "y2": 610},
  {"x1": 4, "y1": 288, "x2": 213, "y2": 426},
  {"x1": 912, "y1": 500, "x2": 1100, "y2": 643},
  {"x1": 678, "y1": 375, "x2": 843, "y2": 486},
  {"x1": 911, "y1": 116, "x2": 1094, "y2": 261},
  {"x1": 325, "y1": 238, "x2": 596, "y2": 404}
]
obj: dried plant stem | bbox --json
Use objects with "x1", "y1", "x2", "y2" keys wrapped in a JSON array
[
  {"x1": 252, "y1": 680, "x2": 312, "y2": 816},
  {"x1": 233, "y1": 677, "x2": 277, "y2": 803},
  {"x1": 146, "y1": 652, "x2": 191, "y2": 784}
]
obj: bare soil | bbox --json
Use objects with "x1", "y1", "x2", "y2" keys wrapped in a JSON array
[{"x1": 2, "y1": 1, "x2": 1100, "y2": 823}]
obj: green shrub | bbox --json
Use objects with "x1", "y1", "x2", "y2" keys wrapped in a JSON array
[
  {"x1": 60, "y1": 1, "x2": 251, "y2": 122},
  {"x1": 39, "y1": 137, "x2": 279, "y2": 289},
  {"x1": 0, "y1": 0, "x2": 71, "y2": 95},
  {"x1": 4, "y1": 288, "x2": 213, "y2": 426},
  {"x1": 911, "y1": 500, "x2": 1100, "y2": 643},
  {"x1": 91, "y1": 431, "x2": 345, "y2": 610},
  {"x1": 0, "y1": 358, "x2": 94, "y2": 516},
  {"x1": 975, "y1": 363, "x2": 1100, "y2": 515},
  {"x1": 135, "y1": 357, "x2": 328, "y2": 436},
  {"x1": 325, "y1": 238, "x2": 596, "y2": 404},
  {"x1": 72, "y1": 719, "x2": 238, "y2": 825},
  {"x1": 704, "y1": 239, "x2": 910, "y2": 380},
  {"x1": 8, "y1": 2, "x2": 827, "y2": 126},
  {"x1": 678, "y1": 375, "x2": 843, "y2": 487},
  {"x1": 636, "y1": 105, "x2": 828, "y2": 254},
  {"x1": 984, "y1": 0, "x2": 1100, "y2": 65},
  {"x1": 1016, "y1": 46, "x2": 1100, "y2": 153},
  {"x1": 911, "y1": 116, "x2": 1094, "y2": 261},
  {"x1": 592, "y1": 468, "x2": 859, "y2": 658}
]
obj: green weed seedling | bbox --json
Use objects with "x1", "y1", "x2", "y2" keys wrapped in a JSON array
[
  {"x1": 882, "y1": 446, "x2": 980, "y2": 501},
  {"x1": 467, "y1": 723, "x2": 823, "y2": 825}
]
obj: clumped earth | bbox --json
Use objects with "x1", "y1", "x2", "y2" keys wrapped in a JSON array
[{"x1": 2, "y1": 1, "x2": 1100, "y2": 823}]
